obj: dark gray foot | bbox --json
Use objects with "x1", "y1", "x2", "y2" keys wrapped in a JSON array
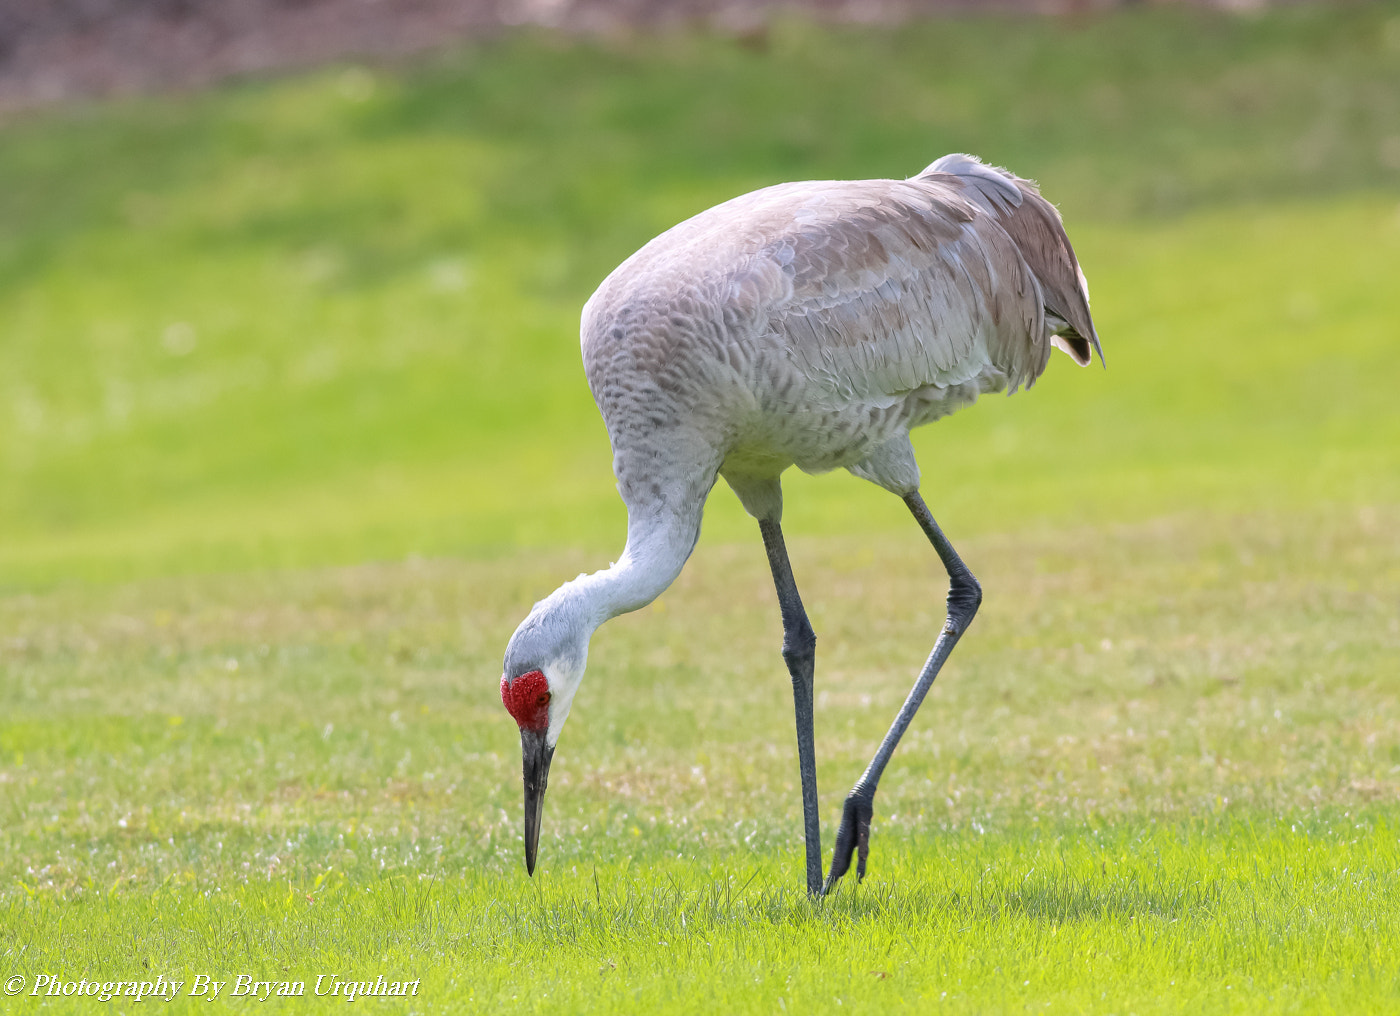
[{"x1": 822, "y1": 790, "x2": 873, "y2": 894}]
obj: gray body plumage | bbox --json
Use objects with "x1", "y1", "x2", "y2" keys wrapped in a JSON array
[
  {"x1": 501, "y1": 156, "x2": 1101, "y2": 889},
  {"x1": 580, "y1": 153, "x2": 1099, "y2": 527}
]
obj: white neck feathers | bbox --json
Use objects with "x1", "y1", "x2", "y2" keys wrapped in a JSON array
[{"x1": 550, "y1": 505, "x2": 701, "y2": 636}]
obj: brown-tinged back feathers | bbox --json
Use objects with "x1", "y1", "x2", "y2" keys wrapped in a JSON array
[{"x1": 920, "y1": 154, "x2": 1102, "y2": 368}]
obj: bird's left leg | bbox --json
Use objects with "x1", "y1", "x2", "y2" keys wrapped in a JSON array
[
  {"x1": 758, "y1": 516, "x2": 824, "y2": 897},
  {"x1": 823, "y1": 491, "x2": 981, "y2": 894}
]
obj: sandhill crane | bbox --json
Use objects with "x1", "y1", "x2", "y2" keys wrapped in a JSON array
[{"x1": 500, "y1": 154, "x2": 1102, "y2": 896}]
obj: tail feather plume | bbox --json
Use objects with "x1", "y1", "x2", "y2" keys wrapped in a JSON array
[{"x1": 919, "y1": 154, "x2": 1103, "y2": 368}]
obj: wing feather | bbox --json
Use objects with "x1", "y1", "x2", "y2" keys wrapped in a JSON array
[
  {"x1": 758, "y1": 179, "x2": 1050, "y2": 401},
  {"x1": 581, "y1": 157, "x2": 1100, "y2": 421},
  {"x1": 922, "y1": 154, "x2": 1102, "y2": 366}
]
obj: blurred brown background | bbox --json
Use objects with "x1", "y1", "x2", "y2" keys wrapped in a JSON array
[{"x1": 0, "y1": 0, "x2": 1281, "y2": 109}]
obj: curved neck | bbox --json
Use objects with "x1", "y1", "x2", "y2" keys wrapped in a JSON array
[{"x1": 548, "y1": 501, "x2": 704, "y2": 638}]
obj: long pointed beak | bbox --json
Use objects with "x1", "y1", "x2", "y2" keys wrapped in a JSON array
[{"x1": 520, "y1": 728, "x2": 555, "y2": 876}]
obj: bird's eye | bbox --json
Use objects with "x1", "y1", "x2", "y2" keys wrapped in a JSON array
[{"x1": 537, "y1": 692, "x2": 551, "y2": 707}]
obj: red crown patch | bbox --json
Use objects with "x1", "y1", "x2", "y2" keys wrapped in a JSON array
[{"x1": 501, "y1": 670, "x2": 550, "y2": 731}]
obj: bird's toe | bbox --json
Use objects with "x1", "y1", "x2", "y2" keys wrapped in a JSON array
[{"x1": 823, "y1": 792, "x2": 874, "y2": 895}]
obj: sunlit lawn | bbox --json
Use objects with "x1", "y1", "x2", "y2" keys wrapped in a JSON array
[
  {"x1": 3, "y1": 508, "x2": 1398, "y2": 1012},
  {"x1": 2, "y1": 3, "x2": 1400, "y2": 1013}
]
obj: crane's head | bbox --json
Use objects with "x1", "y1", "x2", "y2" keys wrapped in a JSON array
[{"x1": 501, "y1": 589, "x2": 591, "y2": 876}]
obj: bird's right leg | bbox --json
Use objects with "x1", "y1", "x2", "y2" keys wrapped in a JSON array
[
  {"x1": 758, "y1": 516, "x2": 824, "y2": 897},
  {"x1": 823, "y1": 491, "x2": 982, "y2": 894}
]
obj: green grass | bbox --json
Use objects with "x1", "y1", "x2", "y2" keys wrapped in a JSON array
[
  {"x1": 5, "y1": 817, "x2": 1397, "y2": 1011},
  {"x1": 2, "y1": 3, "x2": 1400, "y2": 1013},
  {"x1": 3, "y1": 513, "x2": 1398, "y2": 1011}
]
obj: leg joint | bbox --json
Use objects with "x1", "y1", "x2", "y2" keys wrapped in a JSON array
[
  {"x1": 782, "y1": 620, "x2": 816, "y2": 667},
  {"x1": 945, "y1": 569, "x2": 982, "y2": 631}
]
